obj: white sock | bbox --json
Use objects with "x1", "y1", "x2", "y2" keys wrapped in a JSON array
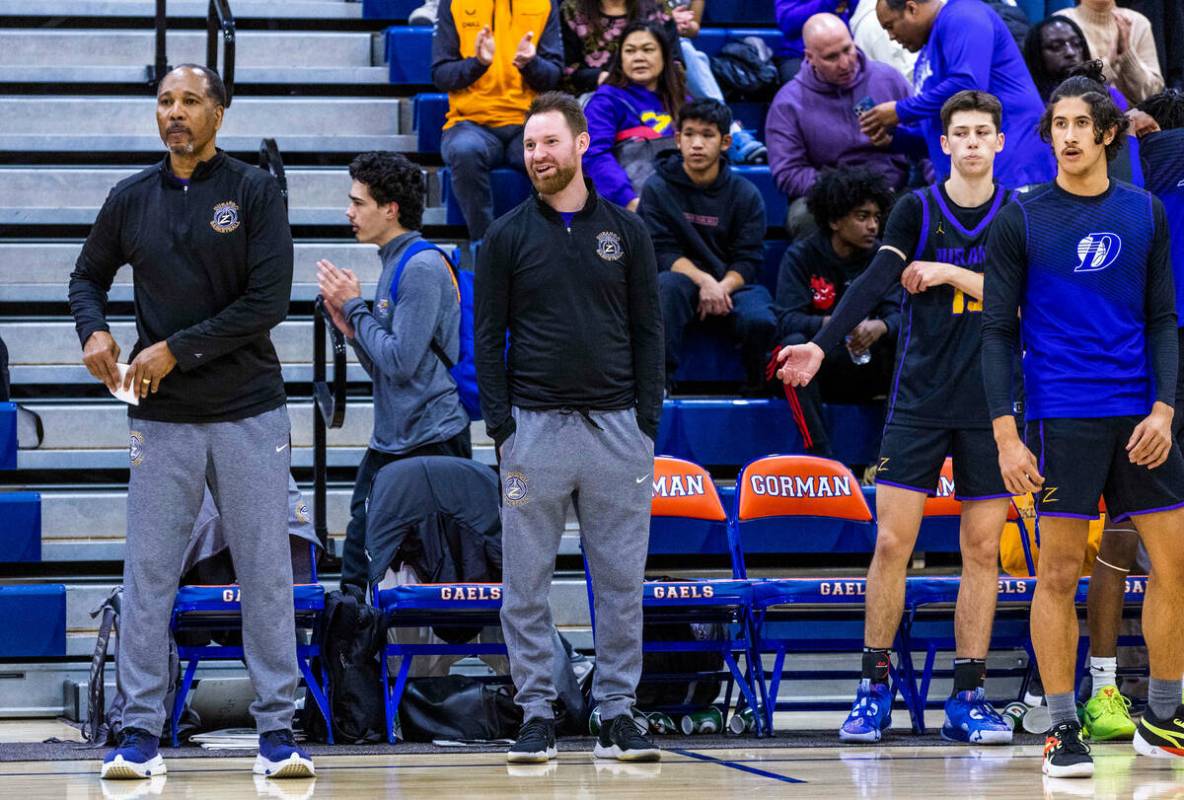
[{"x1": 1089, "y1": 656, "x2": 1118, "y2": 693}]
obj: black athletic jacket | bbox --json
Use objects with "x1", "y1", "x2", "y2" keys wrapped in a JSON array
[
  {"x1": 474, "y1": 181, "x2": 664, "y2": 447},
  {"x1": 69, "y1": 151, "x2": 293, "y2": 423}
]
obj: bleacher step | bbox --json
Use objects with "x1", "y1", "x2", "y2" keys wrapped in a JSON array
[
  {"x1": 0, "y1": 30, "x2": 378, "y2": 69},
  {"x1": 0, "y1": 96, "x2": 411, "y2": 154},
  {"x1": 0, "y1": 166, "x2": 446, "y2": 227},
  {"x1": 0, "y1": 0, "x2": 365, "y2": 20}
]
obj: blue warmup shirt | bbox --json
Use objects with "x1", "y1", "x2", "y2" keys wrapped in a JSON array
[
  {"x1": 1140, "y1": 129, "x2": 1184, "y2": 324},
  {"x1": 982, "y1": 181, "x2": 1177, "y2": 422},
  {"x1": 895, "y1": 0, "x2": 1054, "y2": 188}
]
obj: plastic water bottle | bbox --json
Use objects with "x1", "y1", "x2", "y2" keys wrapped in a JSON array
[{"x1": 846, "y1": 334, "x2": 872, "y2": 365}]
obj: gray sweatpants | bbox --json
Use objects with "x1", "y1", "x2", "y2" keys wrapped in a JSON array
[
  {"x1": 499, "y1": 407, "x2": 654, "y2": 722},
  {"x1": 119, "y1": 405, "x2": 299, "y2": 736}
]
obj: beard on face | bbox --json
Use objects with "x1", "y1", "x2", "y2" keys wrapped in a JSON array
[{"x1": 529, "y1": 159, "x2": 578, "y2": 194}]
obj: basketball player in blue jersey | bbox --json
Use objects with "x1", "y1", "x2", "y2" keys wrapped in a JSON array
[
  {"x1": 983, "y1": 75, "x2": 1184, "y2": 779},
  {"x1": 777, "y1": 90, "x2": 1016, "y2": 746}
]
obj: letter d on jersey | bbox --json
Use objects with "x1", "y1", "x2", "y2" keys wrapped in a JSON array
[{"x1": 1074, "y1": 232, "x2": 1122, "y2": 273}]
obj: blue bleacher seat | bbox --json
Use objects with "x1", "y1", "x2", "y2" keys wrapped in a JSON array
[
  {"x1": 0, "y1": 585, "x2": 66, "y2": 658},
  {"x1": 693, "y1": 28, "x2": 786, "y2": 59},
  {"x1": 387, "y1": 26, "x2": 434, "y2": 86},
  {"x1": 701, "y1": 0, "x2": 780, "y2": 26},
  {"x1": 439, "y1": 167, "x2": 532, "y2": 227},
  {"x1": 730, "y1": 101, "x2": 769, "y2": 142},
  {"x1": 732, "y1": 165, "x2": 786, "y2": 229},
  {"x1": 0, "y1": 402, "x2": 16, "y2": 470},
  {"x1": 0, "y1": 492, "x2": 41, "y2": 563},
  {"x1": 413, "y1": 93, "x2": 449, "y2": 154},
  {"x1": 364, "y1": 0, "x2": 421, "y2": 19},
  {"x1": 760, "y1": 239, "x2": 789, "y2": 295},
  {"x1": 657, "y1": 397, "x2": 884, "y2": 468}
]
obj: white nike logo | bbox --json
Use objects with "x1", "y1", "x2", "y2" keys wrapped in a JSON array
[
  {"x1": 636, "y1": 474, "x2": 650, "y2": 484},
  {"x1": 194, "y1": 353, "x2": 203, "y2": 359},
  {"x1": 276, "y1": 443, "x2": 288, "y2": 453}
]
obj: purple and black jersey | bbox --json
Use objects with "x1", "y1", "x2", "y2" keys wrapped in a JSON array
[
  {"x1": 813, "y1": 182, "x2": 1012, "y2": 429},
  {"x1": 982, "y1": 181, "x2": 1177, "y2": 422}
]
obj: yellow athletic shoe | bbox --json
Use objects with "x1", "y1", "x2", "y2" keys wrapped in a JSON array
[{"x1": 1082, "y1": 686, "x2": 1136, "y2": 741}]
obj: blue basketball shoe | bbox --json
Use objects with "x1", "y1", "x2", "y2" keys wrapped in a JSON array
[
  {"x1": 101, "y1": 727, "x2": 165, "y2": 779},
  {"x1": 254, "y1": 729, "x2": 316, "y2": 778},
  {"x1": 941, "y1": 688, "x2": 1013, "y2": 744},
  {"x1": 839, "y1": 679, "x2": 893, "y2": 742}
]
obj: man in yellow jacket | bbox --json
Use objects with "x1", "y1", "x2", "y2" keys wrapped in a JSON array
[{"x1": 432, "y1": 0, "x2": 563, "y2": 242}]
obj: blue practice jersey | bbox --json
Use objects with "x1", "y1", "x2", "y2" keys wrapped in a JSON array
[{"x1": 982, "y1": 181, "x2": 1177, "y2": 421}]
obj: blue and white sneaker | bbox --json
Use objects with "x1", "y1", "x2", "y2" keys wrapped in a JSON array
[
  {"x1": 941, "y1": 688, "x2": 1013, "y2": 744},
  {"x1": 254, "y1": 729, "x2": 316, "y2": 778},
  {"x1": 100, "y1": 727, "x2": 166, "y2": 780},
  {"x1": 727, "y1": 128, "x2": 768, "y2": 164},
  {"x1": 839, "y1": 679, "x2": 893, "y2": 742}
]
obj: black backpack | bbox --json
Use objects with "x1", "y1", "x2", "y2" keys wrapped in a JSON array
[
  {"x1": 303, "y1": 588, "x2": 385, "y2": 743},
  {"x1": 711, "y1": 38, "x2": 779, "y2": 101}
]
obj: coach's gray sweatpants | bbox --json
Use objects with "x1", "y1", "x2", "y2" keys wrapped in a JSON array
[
  {"x1": 119, "y1": 406, "x2": 298, "y2": 736},
  {"x1": 499, "y1": 407, "x2": 654, "y2": 722}
]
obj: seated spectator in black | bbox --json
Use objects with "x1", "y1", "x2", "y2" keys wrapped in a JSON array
[
  {"x1": 774, "y1": 167, "x2": 898, "y2": 457},
  {"x1": 639, "y1": 98, "x2": 774, "y2": 392},
  {"x1": 317, "y1": 152, "x2": 472, "y2": 591},
  {"x1": 765, "y1": 13, "x2": 912, "y2": 240},
  {"x1": 585, "y1": 20, "x2": 686, "y2": 211},
  {"x1": 1025, "y1": 15, "x2": 1096, "y2": 102}
]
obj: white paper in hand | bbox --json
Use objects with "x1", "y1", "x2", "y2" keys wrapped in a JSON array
[{"x1": 110, "y1": 363, "x2": 140, "y2": 406}]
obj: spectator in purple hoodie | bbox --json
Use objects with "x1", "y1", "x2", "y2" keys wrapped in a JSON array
[
  {"x1": 584, "y1": 20, "x2": 686, "y2": 210},
  {"x1": 766, "y1": 13, "x2": 913, "y2": 238}
]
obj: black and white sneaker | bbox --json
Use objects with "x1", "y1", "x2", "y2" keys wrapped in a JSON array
[
  {"x1": 1043, "y1": 721, "x2": 1093, "y2": 778},
  {"x1": 506, "y1": 718, "x2": 557, "y2": 764},
  {"x1": 1133, "y1": 704, "x2": 1184, "y2": 760},
  {"x1": 593, "y1": 714, "x2": 661, "y2": 762}
]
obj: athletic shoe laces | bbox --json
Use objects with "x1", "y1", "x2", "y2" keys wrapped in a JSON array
[
  {"x1": 1095, "y1": 688, "x2": 1131, "y2": 716},
  {"x1": 609, "y1": 714, "x2": 654, "y2": 748},
  {"x1": 516, "y1": 719, "x2": 553, "y2": 744},
  {"x1": 1051, "y1": 723, "x2": 1091, "y2": 756},
  {"x1": 968, "y1": 690, "x2": 1006, "y2": 725},
  {"x1": 117, "y1": 727, "x2": 155, "y2": 752}
]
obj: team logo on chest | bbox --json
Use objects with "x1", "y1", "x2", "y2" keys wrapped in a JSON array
[
  {"x1": 1074, "y1": 232, "x2": 1122, "y2": 273},
  {"x1": 210, "y1": 200, "x2": 241, "y2": 234},
  {"x1": 596, "y1": 231, "x2": 623, "y2": 262}
]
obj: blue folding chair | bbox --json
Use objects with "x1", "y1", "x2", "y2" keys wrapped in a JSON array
[
  {"x1": 168, "y1": 542, "x2": 332, "y2": 746},
  {"x1": 373, "y1": 581, "x2": 507, "y2": 743},
  {"x1": 582, "y1": 456, "x2": 765, "y2": 734},
  {"x1": 727, "y1": 454, "x2": 925, "y2": 733}
]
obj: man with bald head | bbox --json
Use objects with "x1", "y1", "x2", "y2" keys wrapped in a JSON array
[
  {"x1": 766, "y1": 13, "x2": 912, "y2": 239},
  {"x1": 69, "y1": 64, "x2": 314, "y2": 780}
]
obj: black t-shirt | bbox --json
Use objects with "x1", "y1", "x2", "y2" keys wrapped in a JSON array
[{"x1": 813, "y1": 183, "x2": 1013, "y2": 429}]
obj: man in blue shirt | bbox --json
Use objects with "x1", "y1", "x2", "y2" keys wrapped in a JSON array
[
  {"x1": 983, "y1": 75, "x2": 1184, "y2": 779},
  {"x1": 859, "y1": 0, "x2": 1055, "y2": 188}
]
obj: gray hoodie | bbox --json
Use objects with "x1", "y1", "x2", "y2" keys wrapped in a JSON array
[{"x1": 343, "y1": 231, "x2": 469, "y2": 455}]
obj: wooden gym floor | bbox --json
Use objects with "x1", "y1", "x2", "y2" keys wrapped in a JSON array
[{"x1": 1, "y1": 720, "x2": 1182, "y2": 799}]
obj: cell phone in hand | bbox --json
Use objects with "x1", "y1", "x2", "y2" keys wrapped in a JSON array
[{"x1": 854, "y1": 96, "x2": 875, "y2": 116}]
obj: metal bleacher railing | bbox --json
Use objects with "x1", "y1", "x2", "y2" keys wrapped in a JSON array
[{"x1": 150, "y1": 0, "x2": 236, "y2": 104}]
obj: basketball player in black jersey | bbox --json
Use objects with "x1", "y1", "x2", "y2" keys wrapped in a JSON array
[{"x1": 777, "y1": 91, "x2": 1016, "y2": 745}]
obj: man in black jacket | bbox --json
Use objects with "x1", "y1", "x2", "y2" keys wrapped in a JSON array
[
  {"x1": 775, "y1": 166, "x2": 898, "y2": 456},
  {"x1": 638, "y1": 99, "x2": 775, "y2": 392},
  {"x1": 474, "y1": 92, "x2": 663, "y2": 765},
  {"x1": 68, "y1": 65, "x2": 312, "y2": 781}
]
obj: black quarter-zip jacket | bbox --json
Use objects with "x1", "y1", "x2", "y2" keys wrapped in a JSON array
[
  {"x1": 473, "y1": 182, "x2": 664, "y2": 447},
  {"x1": 68, "y1": 151, "x2": 293, "y2": 423}
]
